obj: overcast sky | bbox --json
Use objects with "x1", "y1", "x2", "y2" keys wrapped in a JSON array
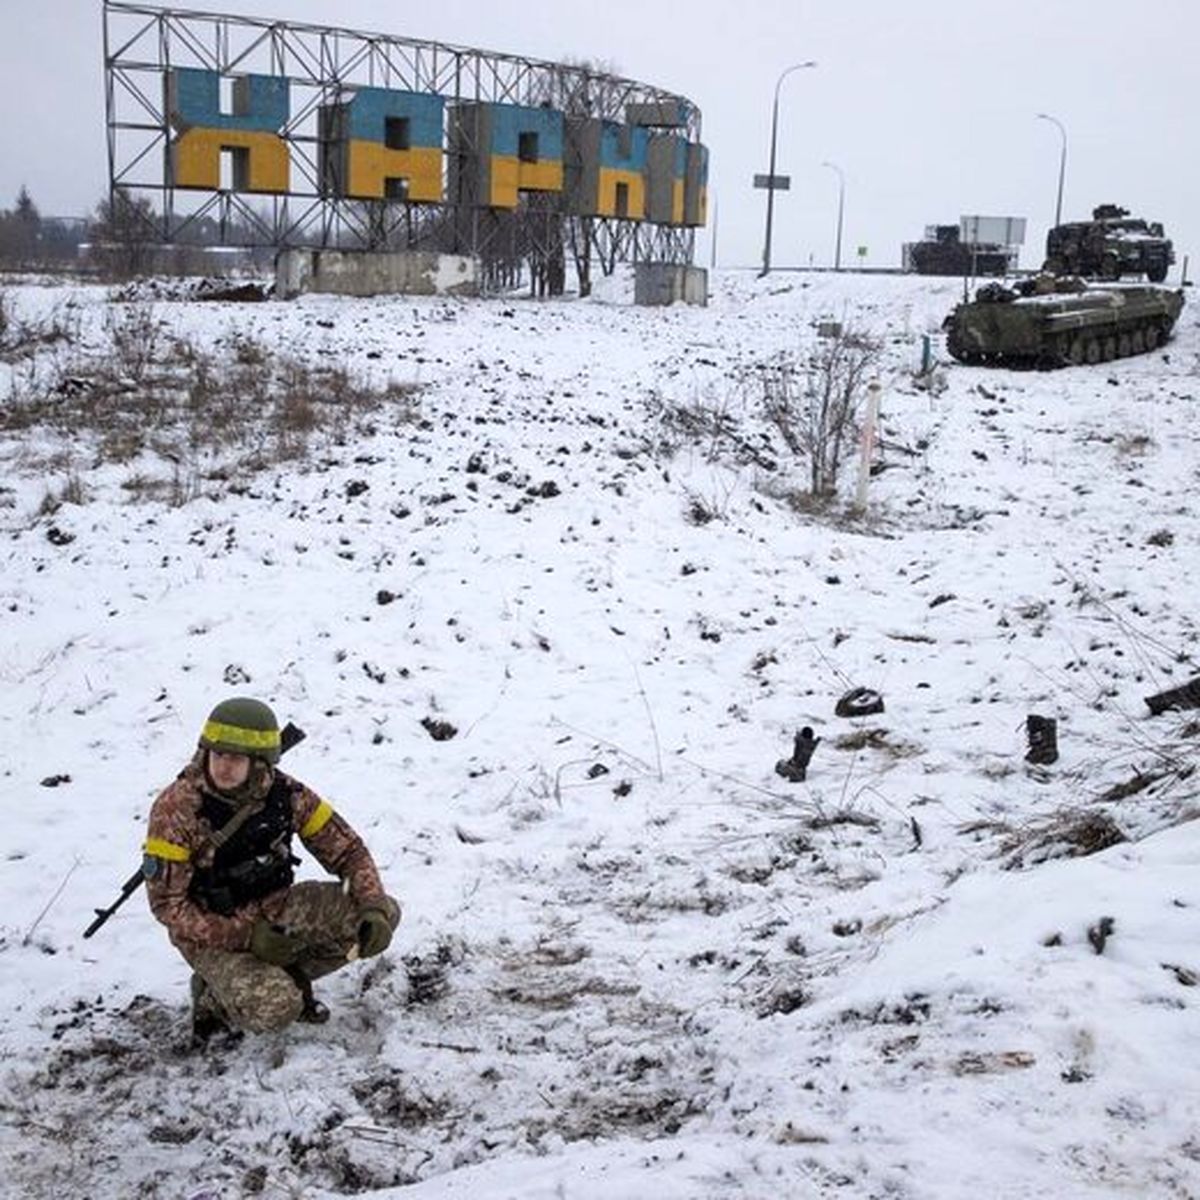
[{"x1": 0, "y1": 0, "x2": 1195, "y2": 273}]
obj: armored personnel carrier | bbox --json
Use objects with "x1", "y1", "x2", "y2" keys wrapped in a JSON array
[
  {"x1": 1044, "y1": 205, "x2": 1174, "y2": 282},
  {"x1": 944, "y1": 276, "x2": 1184, "y2": 368},
  {"x1": 906, "y1": 224, "x2": 1011, "y2": 276}
]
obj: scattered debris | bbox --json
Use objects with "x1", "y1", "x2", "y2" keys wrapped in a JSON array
[
  {"x1": 1087, "y1": 916, "x2": 1115, "y2": 955},
  {"x1": 952, "y1": 1050, "x2": 1035, "y2": 1076},
  {"x1": 421, "y1": 717, "x2": 457, "y2": 741},
  {"x1": 1161, "y1": 963, "x2": 1199, "y2": 987}
]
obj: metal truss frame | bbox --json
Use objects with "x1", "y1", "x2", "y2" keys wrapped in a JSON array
[{"x1": 103, "y1": 0, "x2": 702, "y2": 278}]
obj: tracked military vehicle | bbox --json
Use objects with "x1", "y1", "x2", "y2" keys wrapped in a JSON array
[
  {"x1": 944, "y1": 276, "x2": 1184, "y2": 368},
  {"x1": 1044, "y1": 205, "x2": 1174, "y2": 282}
]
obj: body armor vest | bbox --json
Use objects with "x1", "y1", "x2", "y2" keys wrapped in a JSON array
[{"x1": 189, "y1": 774, "x2": 299, "y2": 915}]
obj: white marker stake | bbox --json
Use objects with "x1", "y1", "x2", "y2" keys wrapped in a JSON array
[{"x1": 855, "y1": 379, "x2": 882, "y2": 512}]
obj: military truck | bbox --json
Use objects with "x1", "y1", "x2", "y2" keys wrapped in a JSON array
[
  {"x1": 1043, "y1": 205, "x2": 1174, "y2": 282},
  {"x1": 943, "y1": 276, "x2": 1184, "y2": 368},
  {"x1": 905, "y1": 224, "x2": 1012, "y2": 276}
]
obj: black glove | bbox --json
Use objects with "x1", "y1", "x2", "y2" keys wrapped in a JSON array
[
  {"x1": 357, "y1": 908, "x2": 393, "y2": 958},
  {"x1": 249, "y1": 919, "x2": 303, "y2": 966}
]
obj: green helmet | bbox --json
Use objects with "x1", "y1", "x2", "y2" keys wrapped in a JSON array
[{"x1": 198, "y1": 697, "x2": 282, "y2": 763}]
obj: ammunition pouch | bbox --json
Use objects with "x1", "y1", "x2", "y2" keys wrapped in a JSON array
[
  {"x1": 191, "y1": 851, "x2": 297, "y2": 916},
  {"x1": 188, "y1": 774, "x2": 301, "y2": 916}
]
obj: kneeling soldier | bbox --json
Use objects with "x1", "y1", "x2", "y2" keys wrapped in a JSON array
[{"x1": 144, "y1": 697, "x2": 400, "y2": 1041}]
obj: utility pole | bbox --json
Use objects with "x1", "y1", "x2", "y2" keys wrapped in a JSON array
[
  {"x1": 1036, "y1": 112, "x2": 1067, "y2": 228},
  {"x1": 757, "y1": 61, "x2": 816, "y2": 276},
  {"x1": 821, "y1": 161, "x2": 845, "y2": 270}
]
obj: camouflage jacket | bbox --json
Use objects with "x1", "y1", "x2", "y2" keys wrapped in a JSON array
[{"x1": 144, "y1": 763, "x2": 388, "y2": 954}]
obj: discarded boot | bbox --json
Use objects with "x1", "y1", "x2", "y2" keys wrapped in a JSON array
[
  {"x1": 775, "y1": 727, "x2": 820, "y2": 782},
  {"x1": 1145, "y1": 676, "x2": 1200, "y2": 717},
  {"x1": 1025, "y1": 714, "x2": 1059, "y2": 765}
]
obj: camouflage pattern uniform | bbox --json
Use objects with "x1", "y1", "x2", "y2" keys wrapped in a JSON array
[{"x1": 145, "y1": 756, "x2": 400, "y2": 1034}]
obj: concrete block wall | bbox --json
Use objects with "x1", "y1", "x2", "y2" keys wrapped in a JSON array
[
  {"x1": 633, "y1": 263, "x2": 708, "y2": 307},
  {"x1": 276, "y1": 249, "x2": 478, "y2": 299}
]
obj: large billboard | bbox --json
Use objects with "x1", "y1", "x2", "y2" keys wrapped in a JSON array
[{"x1": 104, "y1": 2, "x2": 708, "y2": 268}]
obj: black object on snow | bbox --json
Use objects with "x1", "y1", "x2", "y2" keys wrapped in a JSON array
[
  {"x1": 1025, "y1": 714, "x2": 1059, "y2": 765},
  {"x1": 1145, "y1": 676, "x2": 1200, "y2": 717},
  {"x1": 835, "y1": 687, "x2": 885, "y2": 718},
  {"x1": 775, "y1": 727, "x2": 820, "y2": 782}
]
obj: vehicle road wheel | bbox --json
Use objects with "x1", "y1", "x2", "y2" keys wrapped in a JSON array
[
  {"x1": 1131, "y1": 329, "x2": 1146, "y2": 355},
  {"x1": 1068, "y1": 338, "x2": 1085, "y2": 365},
  {"x1": 1085, "y1": 338, "x2": 1102, "y2": 365},
  {"x1": 1145, "y1": 325, "x2": 1160, "y2": 351},
  {"x1": 1118, "y1": 332, "x2": 1132, "y2": 358},
  {"x1": 1102, "y1": 337, "x2": 1117, "y2": 361}
]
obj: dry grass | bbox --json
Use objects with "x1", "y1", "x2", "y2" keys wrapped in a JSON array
[
  {"x1": 1, "y1": 307, "x2": 423, "y2": 507},
  {"x1": 0, "y1": 295, "x2": 75, "y2": 361},
  {"x1": 999, "y1": 810, "x2": 1128, "y2": 869}
]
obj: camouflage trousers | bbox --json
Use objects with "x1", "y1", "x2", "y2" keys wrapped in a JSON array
[{"x1": 185, "y1": 881, "x2": 401, "y2": 1034}]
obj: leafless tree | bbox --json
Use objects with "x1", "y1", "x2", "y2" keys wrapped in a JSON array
[
  {"x1": 0, "y1": 186, "x2": 43, "y2": 268},
  {"x1": 91, "y1": 189, "x2": 158, "y2": 279}
]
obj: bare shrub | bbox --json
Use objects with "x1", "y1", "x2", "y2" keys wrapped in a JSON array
[
  {"x1": 231, "y1": 333, "x2": 269, "y2": 367},
  {"x1": 645, "y1": 386, "x2": 774, "y2": 469},
  {"x1": 0, "y1": 298, "x2": 75, "y2": 362},
  {"x1": 37, "y1": 473, "x2": 88, "y2": 514},
  {"x1": 752, "y1": 326, "x2": 880, "y2": 498},
  {"x1": 684, "y1": 492, "x2": 718, "y2": 526},
  {"x1": 105, "y1": 304, "x2": 162, "y2": 383}
]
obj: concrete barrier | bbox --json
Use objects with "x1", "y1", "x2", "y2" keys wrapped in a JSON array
[
  {"x1": 633, "y1": 263, "x2": 708, "y2": 307},
  {"x1": 276, "y1": 249, "x2": 478, "y2": 299}
]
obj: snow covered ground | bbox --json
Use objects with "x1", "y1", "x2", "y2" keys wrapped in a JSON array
[{"x1": 1, "y1": 267, "x2": 1198, "y2": 1199}]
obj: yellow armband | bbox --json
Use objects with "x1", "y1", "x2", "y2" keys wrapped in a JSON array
[{"x1": 300, "y1": 800, "x2": 334, "y2": 839}]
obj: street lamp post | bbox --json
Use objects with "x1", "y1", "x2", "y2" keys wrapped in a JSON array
[
  {"x1": 759, "y1": 60, "x2": 816, "y2": 277},
  {"x1": 1036, "y1": 112, "x2": 1067, "y2": 228},
  {"x1": 821, "y1": 161, "x2": 845, "y2": 271}
]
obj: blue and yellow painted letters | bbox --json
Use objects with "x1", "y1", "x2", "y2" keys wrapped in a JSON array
[
  {"x1": 454, "y1": 103, "x2": 564, "y2": 209},
  {"x1": 595, "y1": 121, "x2": 648, "y2": 219},
  {"x1": 684, "y1": 141, "x2": 708, "y2": 228},
  {"x1": 340, "y1": 87, "x2": 444, "y2": 202},
  {"x1": 566, "y1": 119, "x2": 649, "y2": 219},
  {"x1": 162, "y1": 64, "x2": 706, "y2": 229},
  {"x1": 646, "y1": 134, "x2": 688, "y2": 225},
  {"x1": 167, "y1": 68, "x2": 289, "y2": 193}
]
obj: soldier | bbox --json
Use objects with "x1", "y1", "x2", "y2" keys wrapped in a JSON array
[{"x1": 143, "y1": 697, "x2": 400, "y2": 1042}]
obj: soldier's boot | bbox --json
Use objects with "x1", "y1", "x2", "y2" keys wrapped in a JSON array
[
  {"x1": 190, "y1": 973, "x2": 241, "y2": 1046},
  {"x1": 299, "y1": 994, "x2": 330, "y2": 1024},
  {"x1": 288, "y1": 967, "x2": 330, "y2": 1024}
]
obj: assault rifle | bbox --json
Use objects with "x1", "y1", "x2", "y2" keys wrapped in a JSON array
[{"x1": 82, "y1": 721, "x2": 306, "y2": 939}]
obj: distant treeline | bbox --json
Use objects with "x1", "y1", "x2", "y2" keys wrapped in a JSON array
[{"x1": 0, "y1": 186, "x2": 274, "y2": 278}]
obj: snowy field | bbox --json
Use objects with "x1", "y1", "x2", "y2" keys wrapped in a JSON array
[{"x1": 1, "y1": 267, "x2": 1199, "y2": 1199}]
